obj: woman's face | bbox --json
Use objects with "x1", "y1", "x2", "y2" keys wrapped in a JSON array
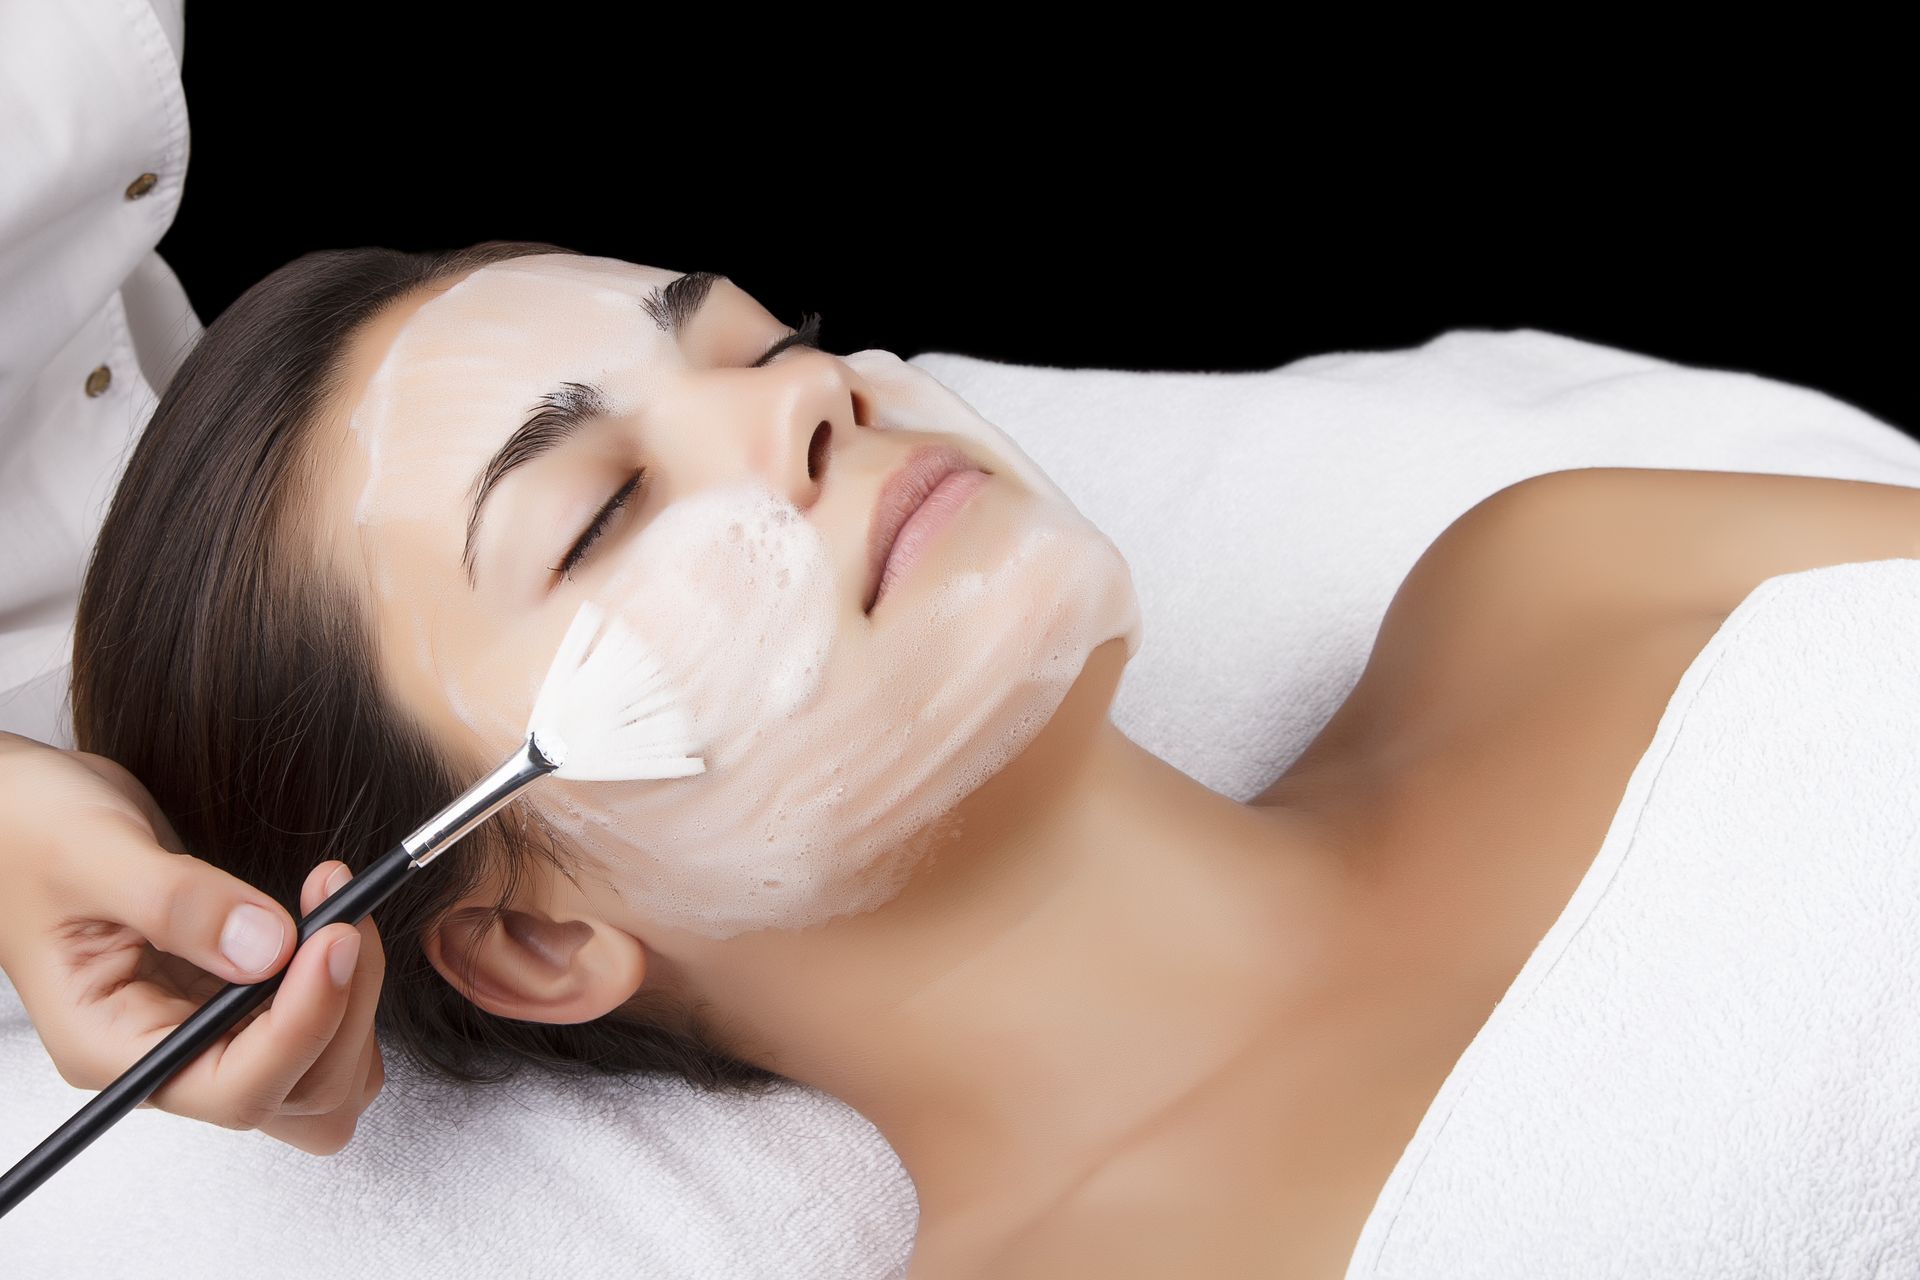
[{"x1": 315, "y1": 253, "x2": 1142, "y2": 940}]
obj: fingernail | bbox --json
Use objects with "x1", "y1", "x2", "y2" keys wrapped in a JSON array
[
  {"x1": 328, "y1": 933, "x2": 361, "y2": 988},
  {"x1": 220, "y1": 904, "x2": 285, "y2": 976},
  {"x1": 326, "y1": 864, "x2": 351, "y2": 895}
]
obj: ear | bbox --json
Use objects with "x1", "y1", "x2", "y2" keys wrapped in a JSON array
[{"x1": 422, "y1": 892, "x2": 648, "y2": 1025}]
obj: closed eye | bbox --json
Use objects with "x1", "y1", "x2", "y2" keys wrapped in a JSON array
[
  {"x1": 550, "y1": 468, "x2": 645, "y2": 580},
  {"x1": 752, "y1": 310, "x2": 824, "y2": 367},
  {"x1": 547, "y1": 312, "x2": 827, "y2": 581}
]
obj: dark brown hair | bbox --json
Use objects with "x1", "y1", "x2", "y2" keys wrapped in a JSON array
[{"x1": 70, "y1": 240, "x2": 784, "y2": 1095}]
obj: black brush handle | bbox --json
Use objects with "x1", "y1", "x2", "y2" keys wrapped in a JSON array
[{"x1": 0, "y1": 839, "x2": 417, "y2": 1218}]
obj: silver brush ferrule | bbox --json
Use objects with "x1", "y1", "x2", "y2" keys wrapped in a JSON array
[{"x1": 403, "y1": 733, "x2": 563, "y2": 868}]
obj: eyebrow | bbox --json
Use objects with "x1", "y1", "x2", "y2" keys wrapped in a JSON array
[{"x1": 460, "y1": 270, "x2": 727, "y2": 588}]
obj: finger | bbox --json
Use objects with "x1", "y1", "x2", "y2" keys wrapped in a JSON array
[
  {"x1": 351, "y1": 1030, "x2": 376, "y2": 1103},
  {"x1": 140, "y1": 921, "x2": 358, "y2": 1132},
  {"x1": 263, "y1": 933, "x2": 387, "y2": 1157},
  {"x1": 262, "y1": 1021, "x2": 380, "y2": 1156},
  {"x1": 51, "y1": 823, "x2": 296, "y2": 987},
  {"x1": 68, "y1": 750, "x2": 188, "y2": 855},
  {"x1": 247, "y1": 1024, "x2": 385, "y2": 1158},
  {"x1": 279, "y1": 863, "x2": 387, "y2": 1117}
]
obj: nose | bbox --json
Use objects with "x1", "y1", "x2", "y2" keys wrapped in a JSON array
[{"x1": 661, "y1": 348, "x2": 871, "y2": 513}]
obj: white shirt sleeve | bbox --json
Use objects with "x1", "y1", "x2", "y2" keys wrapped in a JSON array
[{"x1": 0, "y1": 0, "x2": 200, "y2": 746}]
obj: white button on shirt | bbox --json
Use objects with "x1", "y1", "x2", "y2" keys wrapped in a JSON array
[{"x1": 0, "y1": 0, "x2": 202, "y2": 747}]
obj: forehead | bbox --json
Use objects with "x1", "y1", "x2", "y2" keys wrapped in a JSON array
[
  {"x1": 351, "y1": 254, "x2": 682, "y2": 499},
  {"x1": 314, "y1": 254, "x2": 688, "y2": 582}
]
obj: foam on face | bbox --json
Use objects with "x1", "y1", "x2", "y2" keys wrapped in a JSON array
[{"x1": 343, "y1": 255, "x2": 1143, "y2": 940}]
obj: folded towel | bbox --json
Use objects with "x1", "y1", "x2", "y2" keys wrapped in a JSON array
[
  {"x1": 1344, "y1": 557, "x2": 1920, "y2": 1279},
  {"x1": 4, "y1": 328, "x2": 1918, "y2": 1278}
]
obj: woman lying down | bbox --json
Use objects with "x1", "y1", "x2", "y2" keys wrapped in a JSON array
[{"x1": 66, "y1": 241, "x2": 1920, "y2": 1278}]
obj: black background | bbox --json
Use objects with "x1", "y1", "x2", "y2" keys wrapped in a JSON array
[{"x1": 155, "y1": 18, "x2": 1915, "y2": 440}]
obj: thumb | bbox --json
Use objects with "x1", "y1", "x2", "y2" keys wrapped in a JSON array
[{"x1": 97, "y1": 833, "x2": 296, "y2": 984}]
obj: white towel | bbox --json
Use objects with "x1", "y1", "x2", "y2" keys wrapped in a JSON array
[
  {"x1": 4, "y1": 328, "x2": 1918, "y2": 1278},
  {"x1": 1343, "y1": 556, "x2": 1920, "y2": 1279}
]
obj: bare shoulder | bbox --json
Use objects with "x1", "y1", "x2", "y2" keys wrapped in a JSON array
[
  {"x1": 1258, "y1": 470, "x2": 1611, "y2": 797},
  {"x1": 1250, "y1": 472, "x2": 1586, "y2": 806},
  {"x1": 1257, "y1": 464, "x2": 1920, "y2": 807},
  {"x1": 1488, "y1": 465, "x2": 1920, "y2": 618},
  {"x1": 1374, "y1": 463, "x2": 1920, "y2": 705}
]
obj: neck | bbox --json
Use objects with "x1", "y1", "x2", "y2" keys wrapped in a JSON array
[{"x1": 666, "y1": 639, "x2": 1371, "y2": 1231}]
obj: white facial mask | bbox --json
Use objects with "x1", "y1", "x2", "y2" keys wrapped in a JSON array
[{"x1": 345, "y1": 255, "x2": 1144, "y2": 939}]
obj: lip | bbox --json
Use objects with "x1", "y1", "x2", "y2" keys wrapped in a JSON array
[{"x1": 864, "y1": 443, "x2": 988, "y2": 614}]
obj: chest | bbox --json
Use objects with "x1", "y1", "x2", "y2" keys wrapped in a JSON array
[{"x1": 976, "y1": 603, "x2": 1744, "y2": 1280}]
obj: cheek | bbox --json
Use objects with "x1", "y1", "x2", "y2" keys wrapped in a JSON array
[
  {"x1": 439, "y1": 633, "x2": 547, "y2": 769},
  {"x1": 581, "y1": 478, "x2": 841, "y2": 753},
  {"x1": 354, "y1": 534, "x2": 531, "y2": 774},
  {"x1": 438, "y1": 476, "x2": 843, "y2": 789},
  {"x1": 430, "y1": 629, "x2": 557, "y2": 770}
]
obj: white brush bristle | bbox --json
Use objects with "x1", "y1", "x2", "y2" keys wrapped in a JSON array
[{"x1": 525, "y1": 601, "x2": 707, "y2": 782}]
